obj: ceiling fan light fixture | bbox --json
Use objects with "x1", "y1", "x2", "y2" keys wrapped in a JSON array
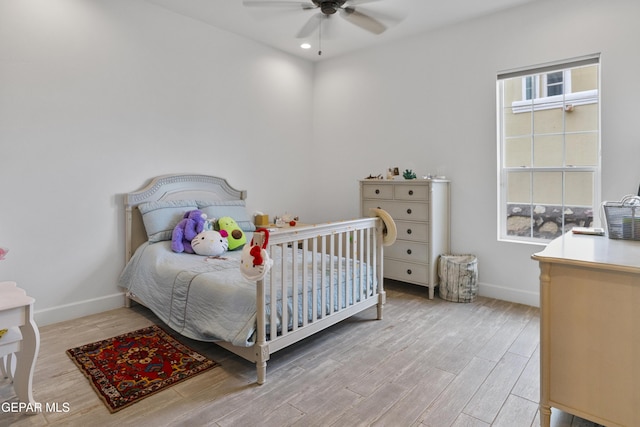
[
  {"x1": 244, "y1": 0, "x2": 395, "y2": 56},
  {"x1": 314, "y1": 0, "x2": 346, "y2": 15}
]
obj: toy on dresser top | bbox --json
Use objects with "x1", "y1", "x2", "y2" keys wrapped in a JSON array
[{"x1": 273, "y1": 213, "x2": 299, "y2": 227}]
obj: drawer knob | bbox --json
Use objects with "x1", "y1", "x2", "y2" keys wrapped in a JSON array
[
  {"x1": 408, "y1": 190, "x2": 413, "y2": 195},
  {"x1": 407, "y1": 208, "x2": 412, "y2": 214},
  {"x1": 406, "y1": 229, "x2": 412, "y2": 235},
  {"x1": 407, "y1": 249, "x2": 412, "y2": 255},
  {"x1": 407, "y1": 269, "x2": 412, "y2": 275},
  {"x1": 375, "y1": 189, "x2": 380, "y2": 194}
]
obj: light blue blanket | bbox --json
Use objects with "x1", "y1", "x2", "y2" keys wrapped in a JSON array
[
  {"x1": 119, "y1": 241, "x2": 258, "y2": 346},
  {"x1": 119, "y1": 242, "x2": 375, "y2": 347}
]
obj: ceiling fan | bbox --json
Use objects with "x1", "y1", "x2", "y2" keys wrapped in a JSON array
[{"x1": 242, "y1": 0, "x2": 391, "y2": 39}]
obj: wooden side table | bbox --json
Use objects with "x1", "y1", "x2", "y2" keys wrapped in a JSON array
[{"x1": 0, "y1": 281, "x2": 40, "y2": 406}]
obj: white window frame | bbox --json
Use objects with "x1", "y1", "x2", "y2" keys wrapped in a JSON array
[
  {"x1": 496, "y1": 54, "x2": 601, "y2": 244},
  {"x1": 544, "y1": 70, "x2": 566, "y2": 97},
  {"x1": 521, "y1": 71, "x2": 572, "y2": 101},
  {"x1": 522, "y1": 75, "x2": 538, "y2": 101}
]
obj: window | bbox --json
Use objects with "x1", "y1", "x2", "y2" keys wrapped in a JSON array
[
  {"x1": 524, "y1": 76, "x2": 535, "y2": 100},
  {"x1": 497, "y1": 55, "x2": 600, "y2": 243},
  {"x1": 524, "y1": 71, "x2": 568, "y2": 100},
  {"x1": 545, "y1": 71, "x2": 564, "y2": 96}
]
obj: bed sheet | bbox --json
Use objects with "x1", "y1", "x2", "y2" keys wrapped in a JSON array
[{"x1": 119, "y1": 241, "x2": 375, "y2": 347}]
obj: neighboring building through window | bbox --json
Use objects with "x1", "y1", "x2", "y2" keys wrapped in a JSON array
[
  {"x1": 497, "y1": 55, "x2": 600, "y2": 243},
  {"x1": 545, "y1": 71, "x2": 564, "y2": 96}
]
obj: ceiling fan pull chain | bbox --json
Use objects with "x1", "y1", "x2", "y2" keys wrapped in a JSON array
[{"x1": 318, "y1": 16, "x2": 322, "y2": 56}]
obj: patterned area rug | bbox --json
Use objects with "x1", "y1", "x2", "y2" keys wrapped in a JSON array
[{"x1": 66, "y1": 325, "x2": 218, "y2": 413}]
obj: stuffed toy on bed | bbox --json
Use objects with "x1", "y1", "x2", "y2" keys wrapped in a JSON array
[
  {"x1": 240, "y1": 228, "x2": 273, "y2": 281},
  {"x1": 191, "y1": 230, "x2": 229, "y2": 257},
  {"x1": 217, "y1": 216, "x2": 246, "y2": 250},
  {"x1": 171, "y1": 209, "x2": 207, "y2": 254}
]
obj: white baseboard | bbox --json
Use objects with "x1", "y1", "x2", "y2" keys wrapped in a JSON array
[
  {"x1": 34, "y1": 293, "x2": 126, "y2": 326},
  {"x1": 32, "y1": 285, "x2": 537, "y2": 326},
  {"x1": 478, "y1": 282, "x2": 540, "y2": 308}
]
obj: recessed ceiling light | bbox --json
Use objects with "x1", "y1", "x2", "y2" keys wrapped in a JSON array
[{"x1": 300, "y1": 43, "x2": 311, "y2": 49}]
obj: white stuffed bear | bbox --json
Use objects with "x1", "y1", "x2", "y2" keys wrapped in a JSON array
[{"x1": 191, "y1": 230, "x2": 229, "y2": 257}]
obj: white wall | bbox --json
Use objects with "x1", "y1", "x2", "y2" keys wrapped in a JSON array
[
  {"x1": 2, "y1": 0, "x2": 639, "y2": 325},
  {"x1": 312, "y1": 0, "x2": 640, "y2": 306},
  {"x1": 0, "y1": 0, "x2": 314, "y2": 325}
]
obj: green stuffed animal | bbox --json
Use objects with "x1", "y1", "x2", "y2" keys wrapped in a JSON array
[{"x1": 217, "y1": 216, "x2": 246, "y2": 250}]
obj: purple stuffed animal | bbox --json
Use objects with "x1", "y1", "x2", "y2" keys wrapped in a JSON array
[{"x1": 171, "y1": 209, "x2": 207, "y2": 253}]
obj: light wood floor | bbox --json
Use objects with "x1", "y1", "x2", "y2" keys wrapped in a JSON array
[{"x1": 2, "y1": 281, "x2": 602, "y2": 427}]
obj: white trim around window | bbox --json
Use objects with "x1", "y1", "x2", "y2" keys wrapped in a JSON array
[{"x1": 512, "y1": 89, "x2": 598, "y2": 113}]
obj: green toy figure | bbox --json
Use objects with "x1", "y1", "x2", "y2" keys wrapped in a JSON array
[{"x1": 217, "y1": 216, "x2": 247, "y2": 250}]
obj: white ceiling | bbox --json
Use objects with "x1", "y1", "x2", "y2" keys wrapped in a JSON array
[{"x1": 144, "y1": 0, "x2": 537, "y2": 61}]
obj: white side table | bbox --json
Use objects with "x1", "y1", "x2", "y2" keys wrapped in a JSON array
[{"x1": 0, "y1": 281, "x2": 40, "y2": 406}]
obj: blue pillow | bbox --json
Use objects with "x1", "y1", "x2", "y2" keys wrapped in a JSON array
[
  {"x1": 138, "y1": 200, "x2": 198, "y2": 242},
  {"x1": 196, "y1": 200, "x2": 256, "y2": 232}
]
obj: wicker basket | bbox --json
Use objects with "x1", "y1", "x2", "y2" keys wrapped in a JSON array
[{"x1": 603, "y1": 195, "x2": 640, "y2": 240}]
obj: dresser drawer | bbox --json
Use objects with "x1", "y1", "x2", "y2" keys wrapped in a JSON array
[
  {"x1": 361, "y1": 184, "x2": 393, "y2": 199},
  {"x1": 394, "y1": 184, "x2": 429, "y2": 201},
  {"x1": 362, "y1": 200, "x2": 428, "y2": 221},
  {"x1": 395, "y1": 220, "x2": 428, "y2": 242},
  {"x1": 385, "y1": 240, "x2": 428, "y2": 262},
  {"x1": 385, "y1": 260, "x2": 428, "y2": 284},
  {"x1": 388, "y1": 202, "x2": 428, "y2": 221}
]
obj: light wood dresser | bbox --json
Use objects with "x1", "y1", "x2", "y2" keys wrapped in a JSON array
[
  {"x1": 532, "y1": 232, "x2": 640, "y2": 427},
  {"x1": 360, "y1": 179, "x2": 450, "y2": 299}
]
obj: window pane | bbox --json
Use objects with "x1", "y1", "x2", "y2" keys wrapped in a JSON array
[
  {"x1": 565, "y1": 171, "x2": 594, "y2": 206},
  {"x1": 533, "y1": 172, "x2": 562, "y2": 205},
  {"x1": 533, "y1": 107, "x2": 563, "y2": 134},
  {"x1": 503, "y1": 77, "x2": 524, "y2": 104},
  {"x1": 565, "y1": 132, "x2": 598, "y2": 166},
  {"x1": 505, "y1": 137, "x2": 532, "y2": 167},
  {"x1": 504, "y1": 108, "x2": 532, "y2": 137},
  {"x1": 571, "y1": 64, "x2": 598, "y2": 92},
  {"x1": 525, "y1": 76, "x2": 533, "y2": 100},
  {"x1": 566, "y1": 103, "x2": 598, "y2": 132},
  {"x1": 506, "y1": 171, "x2": 532, "y2": 238},
  {"x1": 507, "y1": 171, "x2": 531, "y2": 204},
  {"x1": 547, "y1": 71, "x2": 563, "y2": 96},
  {"x1": 533, "y1": 134, "x2": 564, "y2": 167},
  {"x1": 547, "y1": 71, "x2": 563, "y2": 84}
]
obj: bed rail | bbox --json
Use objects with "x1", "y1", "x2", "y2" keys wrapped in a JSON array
[{"x1": 252, "y1": 218, "x2": 386, "y2": 384}]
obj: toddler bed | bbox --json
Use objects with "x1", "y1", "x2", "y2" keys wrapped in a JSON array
[{"x1": 119, "y1": 174, "x2": 390, "y2": 384}]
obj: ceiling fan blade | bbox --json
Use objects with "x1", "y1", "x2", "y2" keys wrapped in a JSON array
[
  {"x1": 350, "y1": 6, "x2": 406, "y2": 27},
  {"x1": 242, "y1": 1, "x2": 315, "y2": 10},
  {"x1": 296, "y1": 13, "x2": 323, "y2": 38},
  {"x1": 345, "y1": 0, "x2": 384, "y2": 5},
  {"x1": 340, "y1": 7, "x2": 387, "y2": 34}
]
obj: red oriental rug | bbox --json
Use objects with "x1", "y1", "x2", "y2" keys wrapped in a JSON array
[{"x1": 66, "y1": 325, "x2": 218, "y2": 413}]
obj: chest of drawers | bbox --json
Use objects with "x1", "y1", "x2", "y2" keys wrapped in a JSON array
[{"x1": 360, "y1": 179, "x2": 450, "y2": 299}]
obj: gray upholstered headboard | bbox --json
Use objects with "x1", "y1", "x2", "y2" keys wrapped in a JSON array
[{"x1": 124, "y1": 174, "x2": 247, "y2": 262}]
